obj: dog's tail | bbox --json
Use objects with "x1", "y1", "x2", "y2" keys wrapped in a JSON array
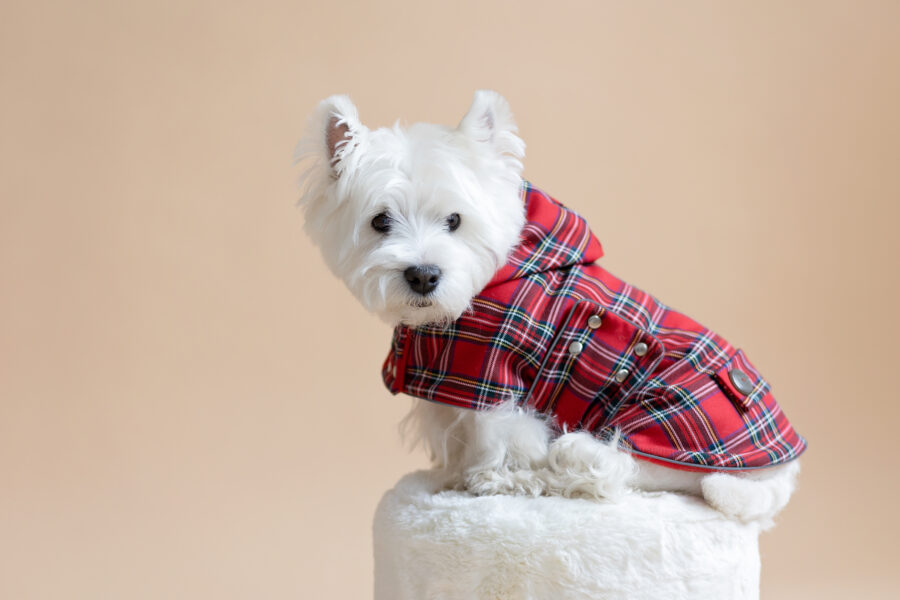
[{"x1": 700, "y1": 460, "x2": 801, "y2": 529}]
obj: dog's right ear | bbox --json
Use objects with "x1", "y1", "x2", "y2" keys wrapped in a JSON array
[{"x1": 296, "y1": 94, "x2": 367, "y2": 178}]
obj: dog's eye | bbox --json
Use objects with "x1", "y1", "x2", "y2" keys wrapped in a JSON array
[
  {"x1": 371, "y1": 212, "x2": 392, "y2": 233},
  {"x1": 446, "y1": 213, "x2": 461, "y2": 232}
]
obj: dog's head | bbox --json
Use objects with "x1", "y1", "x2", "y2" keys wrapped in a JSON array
[{"x1": 296, "y1": 91, "x2": 526, "y2": 327}]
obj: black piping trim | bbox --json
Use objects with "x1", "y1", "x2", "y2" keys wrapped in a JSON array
[{"x1": 626, "y1": 445, "x2": 807, "y2": 472}]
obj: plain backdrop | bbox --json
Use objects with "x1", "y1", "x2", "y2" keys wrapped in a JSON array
[{"x1": 2, "y1": 1, "x2": 899, "y2": 598}]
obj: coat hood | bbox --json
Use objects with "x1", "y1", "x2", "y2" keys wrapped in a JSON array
[{"x1": 485, "y1": 182, "x2": 604, "y2": 287}]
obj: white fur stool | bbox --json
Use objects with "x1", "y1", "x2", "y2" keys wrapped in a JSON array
[{"x1": 374, "y1": 470, "x2": 762, "y2": 600}]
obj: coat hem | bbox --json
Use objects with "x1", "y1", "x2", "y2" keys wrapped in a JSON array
[{"x1": 625, "y1": 444, "x2": 808, "y2": 472}]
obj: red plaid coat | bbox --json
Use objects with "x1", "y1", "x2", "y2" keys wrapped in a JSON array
[{"x1": 382, "y1": 183, "x2": 807, "y2": 471}]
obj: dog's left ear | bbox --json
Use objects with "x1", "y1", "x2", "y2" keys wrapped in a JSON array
[{"x1": 457, "y1": 91, "x2": 525, "y2": 163}]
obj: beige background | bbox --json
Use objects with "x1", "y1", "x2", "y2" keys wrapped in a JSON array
[{"x1": 2, "y1": 1, "x2": 899, "y2": 598}]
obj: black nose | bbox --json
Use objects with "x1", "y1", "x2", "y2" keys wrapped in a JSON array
[{"x1": 404, "y1": 265, "x2": 441, "y2": 295}]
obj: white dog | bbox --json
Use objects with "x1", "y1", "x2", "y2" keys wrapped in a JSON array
[{"x1": 295, "y1": 91, "x2": 803, "y2": 526}]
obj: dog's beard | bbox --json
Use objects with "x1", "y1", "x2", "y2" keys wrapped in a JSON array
[
  {"x1": 394, "y1": 291, "x2": 465, "y2": 327},
  {"x1": 349, "y1": 268, "x2": 469, "y2": 327},
  {"x1": 407, "y1": 298, "x2": 433, "y2": 308},
  {"x1": 387, "y1": 277, "x2": 476, "y2": 327}
]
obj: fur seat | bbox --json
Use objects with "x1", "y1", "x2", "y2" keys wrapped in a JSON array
[{"x1": 374, "y1": 470, "x2": 762, "y2": 600}]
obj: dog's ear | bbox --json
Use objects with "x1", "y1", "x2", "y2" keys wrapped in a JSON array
[
  {"x1": 457, "y1": 90, "x2": 525, "y2": 164},
  {"x1": 297, "y1": 94, "x2": 367, "y2": 177}
]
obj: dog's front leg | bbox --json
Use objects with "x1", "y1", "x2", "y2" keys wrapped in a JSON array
[
  {"x1": 404, "y1": 399, "x2": 553, "y2": 496},
  {"x1": 459, "y1": 402, "x2": 554, "y2": 496}
]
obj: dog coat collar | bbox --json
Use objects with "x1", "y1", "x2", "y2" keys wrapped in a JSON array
[{"x1": 382, "y1": 183, "x2": 807, "y2": 471}]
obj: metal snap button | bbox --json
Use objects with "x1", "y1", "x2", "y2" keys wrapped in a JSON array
[
  {"x1": 614, "y1": 368, "x2": 630, "y2": 383},
  {"x1": 729, "y1": 369, "x2": 755, "y2": 395},
  {"x1": 633, "y1": 342, "x2": 649, "y2": 357},
  {"x1": 587, "y1": 314, "x2": 602, "y2": 329},
  {"x1": 568, "y1": 341, "x2": 584, "y2": 356}
]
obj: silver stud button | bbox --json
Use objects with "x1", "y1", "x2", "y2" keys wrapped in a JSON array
[
  {"x1": 614, "y1": 368, "x2": 630, "y2": 383},
  {"x1": 633, "y1": 342, "x2": 649, "y2": 357},
  {"x1": 587, "y1": 314, "x2": 603, "y2": 329},
  {"x1": 729, "y1": 369, "x2": 755, "y2": 395},
  {"x1": 568, "y1": 341, "x2": 584, "y2": 356}
]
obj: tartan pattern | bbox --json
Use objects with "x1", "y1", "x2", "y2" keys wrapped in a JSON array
[{"x1": 382, "y1": 183, "x2": 807, "y2": 470}]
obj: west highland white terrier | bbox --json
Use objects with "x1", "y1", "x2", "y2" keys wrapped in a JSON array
[{"x1": 295, "y1": 91, "x2": 806, "y2": 525}]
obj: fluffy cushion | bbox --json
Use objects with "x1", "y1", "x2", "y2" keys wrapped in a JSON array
[{"x1": 374, "y1": 471, "x2": 761, "y2": 600}]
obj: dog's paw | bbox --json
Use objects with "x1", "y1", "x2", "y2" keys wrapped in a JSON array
[
  {"x1": 463, "y1": 467, "x2": 547, "y2": 497},
  {"x1": 544, "y1": 431, "x2": 637, "y2": 500}
]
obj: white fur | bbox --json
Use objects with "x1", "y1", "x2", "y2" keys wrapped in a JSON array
[
  {"x1": 296, "y1": 91, "x2": 799, "y2": 524},
  {"x1": 374, "y1": 470, "x2": 762, "y2": 599},
  {"x1": 296, "y1": 91, "x2": 524, "y2": 327}
]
